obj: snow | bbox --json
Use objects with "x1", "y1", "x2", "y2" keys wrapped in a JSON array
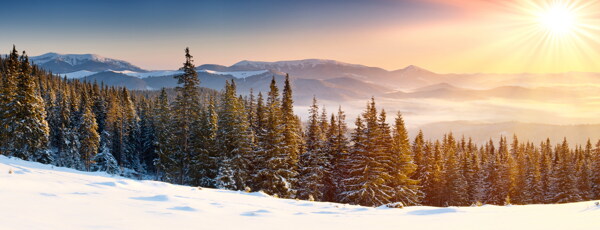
[
  {"x1": 198, "y1": 69, "x2": 268, "y2": 79},
  {"x1": 60, "y1": 69, "x2": 269, "y2": 79},
  {"x1": 30, "y1": 53, "x2": 121, "y2": 66},
  {"x1": 61, "y1": 70, "x2": 98, "y2": 79},
  {"x1": 0, "y1": 155, "x2": 598, "y2": 230},
  {"x1": 232, "y1": 59, "x2": 367, "y2": 70},
  {"x1": 113, "y1": 70, "x2": 184, "y2": 79}
]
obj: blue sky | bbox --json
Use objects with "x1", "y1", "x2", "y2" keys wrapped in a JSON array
[
  {"x1": 1, "y1": 0, "x2": 460, "y2": 70},
  {"x1": 3, "y1": 0, "x2": 596, "y2": 73}
]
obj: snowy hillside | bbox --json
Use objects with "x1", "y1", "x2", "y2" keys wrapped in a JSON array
[{"x1": 0, "y1": 155, "x2": 598, "y2": 230}]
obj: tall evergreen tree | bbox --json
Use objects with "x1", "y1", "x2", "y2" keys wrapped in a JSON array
[
  {"x1": 77, "y1": 95, "x2": 100, "y2": 171},
  {"x1": 10, "y1": 52, "x2": 50, "y2": 162},
  {"x1": 298, "y1": 97, "x2": 328, "y2": 200},
  {"x1": 170, "y1": 47, "x2": 201, "y2": 184},
  {"x1": 389, "y1": 112, "x2": 421, "y2": 205},
  {"x1": 154, "y1": 89, "x2": 174, "y2": 181},
  {"x1": 215, "y1": 80, "x2": 254, "y2": 190},
  {"x1": 255, "y1": 78, "x2": 297, "y2": 197}
]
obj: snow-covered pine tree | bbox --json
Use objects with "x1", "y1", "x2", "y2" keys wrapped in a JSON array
[
  {"x1": 298, "y1": 97, "x2": 328, "y2": 200},
  {"x1": 77, "y1": 94, "x2": 100, "y2": 171},
  {"x1": 170, "y1": 47, "x2": 202, "y2": 184},
  {"x1": 539, "y1": 138, "x2": 553, "y2": 203},
  {"x1": 329, "y1": 106, "x2": 350, "y2": 202},
  {"x1": 137, "y1": 97, "x2": 157, "y2": 175},
  {"x1": 254, "y1": 78, "x2": 297, "y2": 198},
  {"x1": 388, "y1": 112, "x2": 421, "y2": 206},
  {"x1": 339, "y1": 99, "x2": 394, "y2": 206},
  {"x1": 575, "y1": 142, "x2": 592, "y2": 200},
  {"x1": 552, "y1": 138, "x2": 582, "y2": 203},
  {"x1": 280, "y1": 74, "x2": 302, "y2": 185},
  {"x1": 442, "y1": 133, "x2": 468, "y2": 206},
  {"x1": 153, "y1": 88, "x2": 175, "y2": 181},
  {"x1": 421, "y1": 140, "x2": 445, "y2": 206},
  {"x1": 487, "y1": 137, "x2": 511, "y2": 205},
  {"x1": 10, "y1": 52, "x2": 50, "y2": 162},
  {"x1": 190, "y1": 96, "x2": 219, "y2": 188},
  {"x1": 215, "y1": 80, "x2": 254, "y2": 190},
  {"x1": 411, "y1": 130, "x2": 426, "y2": 182},
  {"x1": 592, "y1": 140, "x2": 600, "y2": 200},
  {"x1": 120, "y1": 88, "x2": 142, "y2": 172},
  {"x1": 91, "y1": 139, "x2": 120, "y2": 175},
  {"x1": 0, "y1": 46, "x2": 19, "y2": 157}
]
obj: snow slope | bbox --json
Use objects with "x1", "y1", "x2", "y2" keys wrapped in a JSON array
[{"x1": 0, "y1": 155, "x2": 598, "y2": 230}]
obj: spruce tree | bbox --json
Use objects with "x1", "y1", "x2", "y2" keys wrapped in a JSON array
[
  {"x1": 255, "y1": 78, "x2": 297, "y2": 197},
  {"x1": 339, "y1": 99, "x2": 394, "y2": 206},
  {"x1": 298, "y1": 97, "x2": 328, "y2": 200},
  {"x1": 191, "y1": 96, "x2": 219, "y2": 188},
  {"x1": 77, "y1": 95, "x2": 100, "y2": 171},
  {"x1": 389, "y1": 112, "x2": 421, "y2": 205},
  {"x1": 0, "y1": 46, "x2": 19, "y2": 156},
  {"x1": 215, "y1": 81, "x2": 254, "y2": 190},
  {"x1": 11, "y1": 52, "x2": 50, "y2": 162},
  {"x1": 170, "y1": 47, "x2": 201, "y2": 184},
  {"x1": 442, "y1": 133, "x2": 468, "y2": 206},
  {"x1": 329, "y1": 107, "x2": 350, "y2": 202},
  {"x1": 154, "y1": 89, "x2": 175, "y2": 181}
]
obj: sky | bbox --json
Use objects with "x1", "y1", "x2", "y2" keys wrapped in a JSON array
[{"x1": 1, "y1": 0, "x2": 599, "y2": 73}]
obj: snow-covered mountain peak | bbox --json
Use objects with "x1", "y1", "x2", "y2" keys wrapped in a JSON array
[
  {"x1": 31, "y1": 52, "x2": 112, "y2": 65},
  {"x1": 232, "y1": 59, "x2": 367, "y2": 70},
  {"x1": 30, "y1": 52, "x2": 146, "y2": 73}
]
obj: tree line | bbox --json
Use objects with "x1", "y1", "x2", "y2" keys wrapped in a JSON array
[{"x1": 1, "y1": 46, "x2": 599, "y2": 207}]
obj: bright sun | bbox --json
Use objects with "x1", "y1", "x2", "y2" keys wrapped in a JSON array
[{"x1": 537, "y1": 3, "x2": 578, "y2": 35}]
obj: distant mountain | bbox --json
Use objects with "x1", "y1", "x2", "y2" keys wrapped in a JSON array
[{"x1": 30, "y1": 53, "x2": 146, "y2": 74}]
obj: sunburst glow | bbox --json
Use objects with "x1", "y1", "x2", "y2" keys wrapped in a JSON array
[
  {"x1": 485, "y1": 0, "x2": 600, "y2": 73},
  {"x1": 537, "y1": 3, "x2": 577, "y2": 35}
]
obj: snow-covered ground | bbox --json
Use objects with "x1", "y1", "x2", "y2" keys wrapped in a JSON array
[{"x1": 0, "y1": 155, "x2": 598, "y2": 230}]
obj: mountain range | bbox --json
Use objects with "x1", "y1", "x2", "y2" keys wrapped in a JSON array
[{"x1": 28, "y1": 52, "x2": 600, "y2": 145}]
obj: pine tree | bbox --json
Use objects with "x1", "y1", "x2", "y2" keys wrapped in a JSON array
[
  {"x1": 421, "y1": 140, "x2": 445, "y2": 206},
  {"x1": 539, "y1": 138, "x2": 553, "y2": 203},
  {"x1": 592, "y1": 140, "x2": 600, "y2": 199},
  {"x1": 154, "y1": 89, "x2": 174, "y2": 181},
  {"x1": 215, "y1": 80, "x2": 254, "y2": 190},
  {"x1": 488, "y1": 137, "x2": 511, "y2": 205},
  {"x1": 389, "y1": 112, "x2": 421, "y2": 205},
  {"x1": 77, "y1": 94, "x2": 100, "y2": 171},
  {"x1": 0, "y1": 46, "x2": 19, "y2": 157},
  {"x1": 339, "y1": 99, "x2": 394, "y2": 206},
  {"x1": 10, "y1": 51, "x2": 50, "y2": 162},
  {"x1": 553, "y1": 138, "x2": 582, "y2": 203},
  {"x1": 329, "y1": 107, "x2": 350, "y2": 202},
  {"x1": 442, "y1": 133, "x2": 468, "y2": 206},
  {"x1": 298, "y1": 97, "x2": 328, "y2": 200},
  {"x1": 411, "y1": 130, "x2": 426, "y2": 182},
  {"x1": 91, "y1": 140, "x2": 120, "y2": 175},
  {"x1": 575, "y1": 143, "x2": 592, "y2": 200},
  {"x1": 191, "y1": 96, "x2": 219, "y2": 188},
  {"x1": 255, "y1": 78, "x2": 297, "y2": 197},
  {"x1": 170, "y1": 47, "x2": 201, "y2": 184},
  {"x1": 280, "y1": 74, "x2": 302, "y2": 183}
]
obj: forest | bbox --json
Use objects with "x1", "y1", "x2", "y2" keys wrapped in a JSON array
[{"x1": 1, "y1": 46, "x2": 599, "y2": 207}]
